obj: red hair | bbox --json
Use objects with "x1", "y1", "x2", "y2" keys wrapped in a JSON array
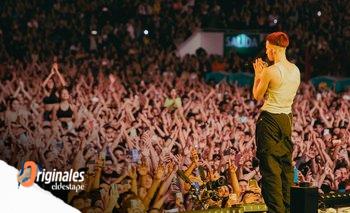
[{"x1": 266, "y1": 32, "x2": 289, "y2": 48}]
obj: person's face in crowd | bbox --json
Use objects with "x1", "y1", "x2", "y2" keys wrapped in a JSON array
[
  {"x1": 18, "y1": 94, "x2": 26, "y2": 105},
  {"x1": 218, "y1": 186, "x2": 229, "y2": 197},
  {"x1": 105, "y1": 127, "x2": 117, "y2": 143},
  {"x1": 12, "y1": 126, "x2": 26, "y2": 137},
  {"x1": 335, "y1": 169, "x2": 342, "y2": 180},
  {"x1": 60, "y1": 89, "x2": 70, "y2": 101},
  {"x1": 94, "y1": 199, "x2": 104, "y2": 210},
  {"x1": 244, "y1": 161, "x2": 253, "y2": 170},
  {"x1": 292, "y1": 131, "x2": 299, "y2": 138},
  {"x1": 125, "y1": 178, "x2": 133, "y2": 187},
  {"x1": 73, "y1": 197, "x2": 85, "y2": 210},
  {"x1": 139, "y1": 187, "x2": 147, "y2": 199},
  {"x1": 332, "y1": 134, "x2": 338, "y2": 140},
  {"x1": 239, "y1": 180, "x2": 248, "y2": 192},
  {"x1": 213, "y1": 147, "x2": 220, "y2": 155},
  {"x1": 213, "y1": 159, "x2": 221, "y2": 170},
  {"x1": 118, "y1": 182, "x2": 131, "y2": 194},
  {"x1": 183, "y1": 97, "x2": 189, "y2": 105},
  {"x1": 170, "y1": 89, "x2": 177, "y2": 99},
  {"x1": 316, "y1": 124, "x2": 323, "y2": 134},
  {"x1": 341, "y1": 142, "x2": 347, "y2": 149},
  {"x1": 340, "y1": 168, "x2": 348, "y2": 180},
  {"x1": 47, "y1": 79, "x2": 54, "y2": 90},
  {"x1": 79, "y1": 128, "x2": 88, "y2": 138},
  {"x1": 323, "y1": 134, "x2": 332, "y2": 144},
  {"x1": 11, "y1": 99, "x2": 20, "y2": 111},
  {"x1": 141, "y1": 174, "x2": 153, "y2": 189},
  {"x1": 234, "y1": 105, "x2": 241, "y2": 113},
  {"x1": 308, "y1": 145, "x2": 316, "y2": 158},
  {"x1": 244, "y1": 134, "x2": 251, "y2": 142},
  {"x1": 333, "y1": 128, "x2": 340, "y2": 135},
  {"x1": 148, "y1": 113, "x2": 154, "y2": 119},
  {"x1": 116, "y1": 160, "x2": 125, "y2": 174},
  {"x1": 43, "y1": 126, "x2": 52, "y2": 138},
  {"x1": 114, "y1": 149, "x2": 125, "y2": 161},
  {"x1": 199, "y1": 140, "x2": 206, "y2": 149},
  {"x1": 103, "y1": 160, "x2": 114, "y2": 174}
]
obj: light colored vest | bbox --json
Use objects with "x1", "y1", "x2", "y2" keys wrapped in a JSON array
[{"x1": 261, "y1": 62, "x2": 300, "y2": 114}]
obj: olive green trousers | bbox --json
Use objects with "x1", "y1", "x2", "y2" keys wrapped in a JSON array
[{"x1": 256, "y1": 111, "x2": 293, "y2": 213}]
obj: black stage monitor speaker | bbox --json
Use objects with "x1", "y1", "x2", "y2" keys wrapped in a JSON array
[
  {"x1": 319, "y1": 192, "x2": 350, "y2": 208},
  {"x1": 291, "y1": 186, "x2": 318, "y2": 213}
]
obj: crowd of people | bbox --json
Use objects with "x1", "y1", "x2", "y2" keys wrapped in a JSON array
[
  {"x1": 0, "y1": 59, "x2": 349, "y2": 211},
  {"x1": 0, "y1": 0, "x2": 350, "y2": 78},
  {"x1": 197, "y1": 0, "x2": 350, "y2": 77}
]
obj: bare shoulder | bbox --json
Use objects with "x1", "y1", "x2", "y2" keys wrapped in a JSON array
[
  {"x1": 261, "y1": 64, "x2": 281, "y2": 85},
  {"x1": 287, "y1": 61, "x2": 298, "y2": 70},
  {"x1": 264, "y1": 64, "x2": 280, "y2": 78}
]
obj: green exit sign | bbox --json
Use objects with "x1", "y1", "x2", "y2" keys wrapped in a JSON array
[{"x1": 224, "y1": 33, "x2": 262, "y2": 57}]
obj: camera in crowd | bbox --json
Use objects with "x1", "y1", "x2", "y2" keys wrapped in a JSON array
[
  {"x1": 206, "y1": 177, "x2": 226, "y2": 190},
  {"x1": 202, "y1": 190, "x2": 220, "y2": 201}
]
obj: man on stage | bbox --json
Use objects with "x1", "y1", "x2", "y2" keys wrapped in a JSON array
[{"x1": 252, "y1": 32, "x2": 300, "y2": 213}]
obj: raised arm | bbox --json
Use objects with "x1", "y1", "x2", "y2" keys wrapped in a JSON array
[
  {"x1": 154, "y1": 163, "x2": 177, "y2": 202},
  {"x1": 42, "y1": 67, "x2": 55, "y2": 89},
  {"x1": 53, "y1": 63, "x2": 67, "y2": 87},
  {"x1": 228, "y1": 161, "x2": 242, "y2": 196},
  {"x1": 142, "y1": 164, "x2": 165, "y2": 209},
  {"x1": 252, "y1": 58, "x2": 270, "y2": 101}
]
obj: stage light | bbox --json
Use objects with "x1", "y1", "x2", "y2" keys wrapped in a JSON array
[
  {"x1": 273, "y1": 19, "x2": 278, "y2": 24},
  {"x1": 317, "y1": 11, "x2": 322, "y2": 16},
  {"x1": 143, "y1": 30, "x2": 149, "y2": 35}
]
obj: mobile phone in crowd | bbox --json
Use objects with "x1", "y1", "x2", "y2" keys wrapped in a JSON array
[
  {"x1": 249, "y1": 179, "x2": 258, "y2": 188},
  {"x1": 110, "y1": 183, "x2": 119, "y2": 200},
  {"x1": 235, "y1": 153, "x2": 242, "y2": 165},
  {"x1": 110, "y1": 183, "x2": 117, "y2": 192},
  {"x1": 316, "y1": 93, "x2": 321, "y2": 100},
  {"x1": 130, "y1": 149, "x2": 140, "y2": 163},
  {"x1": 98, "y1": 149, "x2": 106, "y2": 165},
  {"x1": 175, "y1": 192, "x2": 184, "y2": 204}
]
